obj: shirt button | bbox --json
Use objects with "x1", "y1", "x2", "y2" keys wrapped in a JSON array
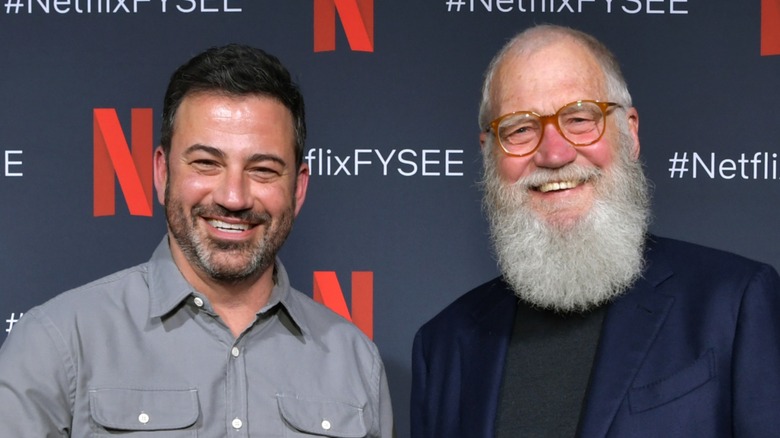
[
  {"x1": 231, "y1": 347, "x2": 240, "y2": 357},
  {"x1": 232, "y1": 418, "x2": 243, "y2": 429},
  {"x1": 138, "y1": 412, "x2": 150, "y2": 424},
  {"x1": 321, "y1": 419, "x2": 332, "y2": 430},
  {"x1": 193, "y1": 297, "x2": 204, "y2": 307}
]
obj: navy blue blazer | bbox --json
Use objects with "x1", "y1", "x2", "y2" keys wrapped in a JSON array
[{"x1": 411, "y1": 236, "x2": 780, "y2": 437}]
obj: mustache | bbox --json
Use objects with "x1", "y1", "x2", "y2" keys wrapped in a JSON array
[
  {"x1": 513, "y1": 164, "x2": 603, "y2": 190},
  {"x1": 191, "y1": 204, "x2": 271, "y2": 225}
]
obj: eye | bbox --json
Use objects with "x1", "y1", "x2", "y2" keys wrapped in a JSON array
[
  {"x1": 249, "y1": 165, "x2": 283, "y2": 180},
  {"x1": 190, "y1": 159, "x2": 220, "y2": 172},
  {"x1": 500, "y1": 121, "x2": 540, "y2": 145}
]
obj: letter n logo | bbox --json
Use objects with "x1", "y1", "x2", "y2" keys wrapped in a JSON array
[
  {"x1": 313, "y1": 0, "x2": 374, "y2": 52},
  {"x1": 313, "y1": 271, "x2": 374, "y2": 339},
  {"x1": 93, "y1": 108, "x2": 154, "y2": 217},
  {"x1": 762, "y1": 0, "x2": 780, "y2": 56}
]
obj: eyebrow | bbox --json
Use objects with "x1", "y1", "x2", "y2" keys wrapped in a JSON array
[
  {"x1": 183, "y1": 144, "x2": 225, "y2": 159},
  {"x1": 183, "y1": 144, "x2": 287, "y2": 167}
]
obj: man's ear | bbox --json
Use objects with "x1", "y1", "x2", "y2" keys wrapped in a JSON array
[
  {"x1": 153, "y1": 146, "x2": 167, "y2": 205},
  {"x1": 626, "y1": 107, "x2": 640, "y2": 159},
  {"x1": 293, "y1": 163, "x2": 310, "y2": 217}
]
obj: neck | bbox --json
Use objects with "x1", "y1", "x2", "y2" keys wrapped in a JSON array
[
  {"x1": 202, "y1": 267, "x2": 276, "y2": 338},
  {"x1": 169, "y1": 241, "x2": 276, "y2": 337}
]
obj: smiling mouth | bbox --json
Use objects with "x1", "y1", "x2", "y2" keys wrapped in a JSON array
[
  {"x1": 535, "y1": 180, "x2": 581, "y2": 193},
  {"x1": 206, "y1": 219, "x2": 252, "y2": 233}
]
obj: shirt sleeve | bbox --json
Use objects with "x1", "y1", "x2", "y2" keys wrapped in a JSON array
[
  {"x1": 375, "y1": 357, "x2": 395, "y2": 438},
  {"x1": 0, "y1": 307, "x2": 73, "y2": 436},
  {"x1": 732, "y1": 263, "x2": 780, "y2": 436}
]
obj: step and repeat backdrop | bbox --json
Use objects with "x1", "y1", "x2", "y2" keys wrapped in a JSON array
[{"x1": 2, "y1": 1, "x2": 779, "y2": 435}]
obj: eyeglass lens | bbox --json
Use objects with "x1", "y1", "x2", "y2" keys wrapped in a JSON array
[{"x1": 497, "y1": 101, "x2": 607, "y2": 155}]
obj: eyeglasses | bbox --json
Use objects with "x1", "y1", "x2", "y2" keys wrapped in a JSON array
[{"x1": 485, "y1": 100, "x2": 622, "y2": 157}]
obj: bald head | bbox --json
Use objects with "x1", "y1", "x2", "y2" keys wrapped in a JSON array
[{"x1": 478, "y1": 25, "x2": 632, "y2": 130}]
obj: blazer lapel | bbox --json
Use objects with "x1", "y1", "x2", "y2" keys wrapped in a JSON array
[
  {"x1": 460, "y1": 279, "x2": 518, "y2": 437},
  {"x1": 577, "y1": 240, "x2": 675, "y2": 437}
]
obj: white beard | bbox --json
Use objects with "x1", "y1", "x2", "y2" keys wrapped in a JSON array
[{"x1": 482, "y1": 132, "x2": 650, "y2": 313}]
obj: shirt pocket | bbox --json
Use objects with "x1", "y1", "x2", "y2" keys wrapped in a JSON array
[
  {"x1": 628, "y1": 349, "x2": 716, "y2": 413},
  {"x1": 276, "y1": 393, "x2": 367, "y2": 437},
  {"x1": 89, "y1": 387, "x2": 199, "y2": 437}
]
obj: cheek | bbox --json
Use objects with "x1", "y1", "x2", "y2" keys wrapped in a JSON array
[
  {"x1": 250, "y1": 180, "x2": 296, "y2": 211},
  {"x1": 496, "y1": 155, "x2": 534, "y2": 183},
  {"x1": 169, "y1": 173, "x2": 213, "y2": 205},
  {"x1": 577, "y1": 139, "x2": 618, "y2": 169}
]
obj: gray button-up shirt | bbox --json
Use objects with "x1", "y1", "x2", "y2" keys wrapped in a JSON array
[{"x1": 0, "y1": 238, "x2": 393, "y2": 437}]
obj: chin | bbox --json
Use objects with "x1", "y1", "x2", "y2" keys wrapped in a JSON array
[{"x1": 536, "y1": 205, "x2": 593, "y2": 231}]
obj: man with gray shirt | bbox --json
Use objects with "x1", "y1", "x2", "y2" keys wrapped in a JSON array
[{"x1": 0, "y1": 44, "x2": 393, "y2": 437}]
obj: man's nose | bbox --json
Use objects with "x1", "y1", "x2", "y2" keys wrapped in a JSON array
[
  {"x1": 213, "y1": 169, "x2": 253, "y2": 211},
  {"x1": 532, "y1": 123, "x2": 577, "y2": 169}
]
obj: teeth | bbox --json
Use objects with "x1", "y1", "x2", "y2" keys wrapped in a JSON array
[
  {"x1": 207, "y1": 219, "x2": 250, "y2": 233},
  {"x1": 538, "y1": 180, "x2": 578, "y2": 193}
]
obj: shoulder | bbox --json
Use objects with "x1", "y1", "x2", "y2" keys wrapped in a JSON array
[
  {"x1": 416, "y1": 276, "x2": 515, "y2": 338},
  {"x1": 42, "y1": 263, "x2": 148, "y2": 307},
  {"x1": 0, "y1": 262, "x2": 151, "y2": 378},
  {"x1": 17, "y1": 263, "x2": 150, "y2": 334},
  {"x1": 643, "y1": 235, "x2": 780, "y2": 305},
  {"x1": 647, "y1": 235, "x2": 776, "y2": 282},
  {"x1": 284, "y1": 287, "x2": 378, "y2": 353}
]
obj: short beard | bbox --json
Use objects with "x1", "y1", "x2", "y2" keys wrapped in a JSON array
[
  {"x1": 165, "y1": 183, "x2": 295, "y2": 285},
  {"x1": 482, "y1": 130, "x2": 650, "y2": 313}
]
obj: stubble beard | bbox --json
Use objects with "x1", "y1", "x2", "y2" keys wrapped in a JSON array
[
  {"x1": 165, "y1": 184, "x2": 295, "y2": 285},
  {"x1": 482, "y1": 130, "x2": 651, "y2": 313}
]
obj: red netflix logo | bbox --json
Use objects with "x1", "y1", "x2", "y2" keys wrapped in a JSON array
[
  {"x1": 313, "y1": 0, "x2": 374, "y2": 52},
  {"x1": 762, "y1": 0, "x2": 780, "y2": 56},
  {"x1": 313, "y1": 271, "x2": 374, "y2": 339},
  {"x1": 93, "y1": 108, "x2": 154, "y2": 217}
]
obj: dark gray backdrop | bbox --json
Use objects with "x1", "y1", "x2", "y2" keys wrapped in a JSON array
[{"x1": 2, "y1": 1, "x2": 779, "y2": 435}]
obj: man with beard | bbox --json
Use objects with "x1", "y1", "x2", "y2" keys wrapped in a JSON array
[
  {"x1": 0, "y1": 44, "x2": 393, "y2": 437},
  {"x1": 411, "y1": 25, "x2": 780, "y2": 437}
]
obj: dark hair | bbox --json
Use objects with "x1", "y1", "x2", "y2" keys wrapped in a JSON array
[{"x1": 160, "y1": 44, "x2": 306, "y2": 166}]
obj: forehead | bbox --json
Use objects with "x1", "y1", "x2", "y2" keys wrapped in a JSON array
[
  {"x1": 172, "y1": 92, "x2": 296, "y2": 155},
  {"x1": 492, "y1": 39, "x2": 607, "y2": 115},
  {"x1": 175, "y1": 92, "x2": 292, "y2": 127}
]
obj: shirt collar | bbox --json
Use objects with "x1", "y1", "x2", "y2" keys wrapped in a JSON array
[
  {"x1": 146, "y1": 236, "x2": 311, "y2": 336},
  {"x1": 147, "y1": 237, "x2": 193, "y2": 318},
  {"x1": 263, "y1": 255, "x2": 312, "y2": 337}
]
